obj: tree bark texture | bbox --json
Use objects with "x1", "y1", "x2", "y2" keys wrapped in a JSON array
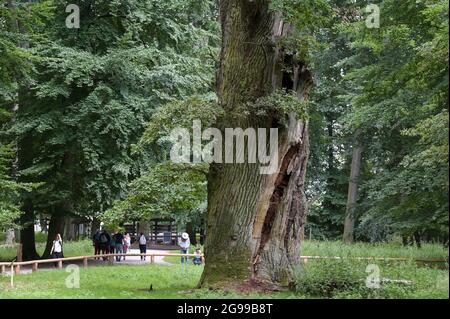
[
  {"x1": 343, "y1": 145, "x2": 363, "y2": 244},
  {"x1": 199, "y1": 0, "x2": 313, "y2": 290},
  {"x1": 19, "y1": 201, "x2": 40, "y2": 261}
]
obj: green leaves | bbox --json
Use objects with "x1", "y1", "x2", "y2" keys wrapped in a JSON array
[
  {"x1": 1, "y1": 0, "x2": 219, "y2": 225},
  {"x1": 101, "y1": 162, "x2": 208, "y2": 226},
  {"x1": 339, "y1": 0, "x2": 449, "y2": 239},
  {"x1": 0, "y1": 141, "x2": 37, "y2": 230}
]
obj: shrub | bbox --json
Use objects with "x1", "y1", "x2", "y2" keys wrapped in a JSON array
[{"x1": 295, "y1": 259, "x2": 365, "y2": 297}]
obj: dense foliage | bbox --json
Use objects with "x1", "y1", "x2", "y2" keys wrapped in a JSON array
[
  {"x1": 302, "y1": 0, "x2": 449, "y2": 243},
  {"x1": 0, "y1": 0, "x2": 448, "y2": 249}
]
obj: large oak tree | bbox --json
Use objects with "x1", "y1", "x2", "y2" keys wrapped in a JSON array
[{"x1": 199, "y1": 0, "x2": 313, "y2": 290}]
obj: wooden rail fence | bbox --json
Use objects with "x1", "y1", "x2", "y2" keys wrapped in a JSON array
[
  {"x1": 0, "y1": 253, "x2": 446, "y2": 275},
  {"x1": 300, "y1": 256, "x2": 448, "y2": 263},
  {"x1": 0, "y1": 252, "x2": 203, "y2": 275}
]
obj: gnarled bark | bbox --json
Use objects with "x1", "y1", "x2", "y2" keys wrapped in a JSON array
[{"x1": 199, "y1": 0, "x2": 312, "y2": 290}]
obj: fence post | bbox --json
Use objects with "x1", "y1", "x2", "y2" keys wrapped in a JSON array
[
  {"x1": 17, "y1": 244, "x2": 23, "y2": 262},
  {"x1": 10, "y1": 262, "x2": 14, "y2": 288},
  {"x1": 32, "y1": 263, "x2": 38, "y2": 272},
  {"x1": 57, "y1": 260, "x2": 63, "y2": 269},
  {"x1": 83, "y1": 257, "x2": 88, "y2": 268},
  {"x1": 151, "y1": 255, "x2": 154, "y2": 264},
  {"x1": 108, "y1": 255, "x2": 113, "y2": 265},
  {"x1": 14, "y1": 264, "x2": 20, "y2": 274},
  {"x1": 0, "y1": 265, "x2": 5, "y2": 274}
]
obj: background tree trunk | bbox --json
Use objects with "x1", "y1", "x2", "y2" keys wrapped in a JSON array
[
  {"x1": 19, "y1": 201, "x2": 40, "y2": 261},
  {"x1": 42, "y1": 201, "x2": 74, "y2": 258},
  {"x1": 343, "y1": 144, "x2": 363, "y2": 244},
  {"x1": 42, "y1": 213, "x2": 66, "y2": 259},
  {"x1": 138, "y1": 220, "x2": 149, "y2": 236},
  {"x1": 5, "y1": 229, "x2": 15, "y2": 244},
  {"x1": 63, "y1": 216, "x2": 76, "y2": 241},
  {"x1": 199, "y1": 0, "x2": 312, "y2": 290}
]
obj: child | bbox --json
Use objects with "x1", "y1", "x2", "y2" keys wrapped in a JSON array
[{"x1": 193, "y1": 248, "x2": 203, "y2": 266}]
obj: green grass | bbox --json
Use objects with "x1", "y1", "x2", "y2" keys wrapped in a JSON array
[
  {"x1": 0, "y1": 240, "x2": 449, "y2": 299},
  {"x1": 0, "y1": 261, "x2": 447, "y2": 299},
  {"x1": 0, "y1": 264, "x2": 295, "y2": 299},
  {"x1": 163, "y1": 246, "x2": 200, "y2": 264},
  {"x1": 1, "y1": 238, "x2": 448, "y2": 299},
  {"x1": 0, "y1": 239, "x2": 94, "y2": 262},
  {"x1": 163, "y1": 240, "x2": 448, "y2": 266},
  {"x1": 300, "y1": 240, "x2": 448, "y2": 260},
  {"x1": 296, "y1": 259, "x2": 448, "y2": 299}
]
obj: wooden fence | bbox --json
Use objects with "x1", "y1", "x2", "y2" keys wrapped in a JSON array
[
  {"x1": 0, "y1": 252, "x2": 203, "y2": 275},
  {"x1": 0, "y1": 253, "x2": 446, "y2": 275},
  {"x1": 300, "y1": 256, "x2": 448, "y2": 263}
]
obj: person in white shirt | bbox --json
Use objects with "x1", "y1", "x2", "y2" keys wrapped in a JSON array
[
  {"x1": 138, "y1": 233, "x2": 147, "y2": 260},
  {"x1": 50, "y1": 233, "x2": 63, "y2": 267},
  {"x1": 178, "y1": 232, "x2": 190, "y2": 264},
  {"x1": 123, "y1": 233, "x2": 131, "y2": 260}
]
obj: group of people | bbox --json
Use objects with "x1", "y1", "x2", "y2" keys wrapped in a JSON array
[
  {"x1": 178, "y1": 232, "x2": 204, "y2": 266},
  {"x1": 50, "y1": 229, "x2": 204, "y2": 266},
  {"x1": 137, "y1": 231, "x2": 203, "y2": 265},
  {"x1": 92, "y1": 229, "x2": 131, "y2": 261}
]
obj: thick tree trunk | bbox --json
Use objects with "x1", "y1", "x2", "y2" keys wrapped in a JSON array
[
  {"x1": 63, "y1": 216, "x2": 76, "y2": 241},
  {"x1": 19, "y1": 201, "x2": 40, "y2": 261},
  {"x1": 42, "y1": 200, "x2": 74, "y2": 258},
  {"x1": 199, "y1": 0, "x2": 312, "y2": 290},
  {"x1": 42, "y1": 213, "x2": 66, "y2": 259},
  {"x1": 343, "y1": 144, "x2": 362, "y2": 244}
]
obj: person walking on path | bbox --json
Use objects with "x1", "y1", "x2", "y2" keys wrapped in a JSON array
[
  {"x1": 98, "y1": 229, "x2": 111, "y2": 261},
  {"x1": 92, "y1": 229, "x2": 101, "y2": 259},
  {"x1": 138, "y1": 233, "x2": 147, "y2": 260},
  {"x1": 50, "y1": 233, "x2": 63, "y2": 267},
  {"x1": 109, "y1": 231, "x2": 116, "y2": 255},
  {"x1": 178, "y1": 232, "x2": 190, "y2": 264},
  {"x1": 114, "y1": 230, "x2": 124, "y2": 262},
  {"x1": 123, "y1": 233, "x2": 131, "y2": 260}
]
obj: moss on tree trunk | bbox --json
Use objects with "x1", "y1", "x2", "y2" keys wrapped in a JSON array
[{"x1": 199, "y1": 0, "x2": 312, "y2": 291}]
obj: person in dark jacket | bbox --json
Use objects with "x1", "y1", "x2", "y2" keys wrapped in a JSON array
[
  {"x1": 98, "y1": 229, "x2": 111, "y2": 261},
  {"x1": 92, "y1": 229, "x2": 101, "y2": 259},
  {"x1": 113, "y1": 230, "x2": 124, "y2": 262}
]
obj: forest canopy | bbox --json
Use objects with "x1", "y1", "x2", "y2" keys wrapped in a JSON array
[{"x1": 0, "y1": 0, "x2": 448, "y2": 264}]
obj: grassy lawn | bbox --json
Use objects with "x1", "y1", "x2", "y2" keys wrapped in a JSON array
[
  {"x1": 0, "y1": 261, "x2": 447, "y2": 299},
  {"x1": 164, "y1": 240, "x2": 449, "y2": 265},
  {"x1": 1, "y1": 238, "x2": 448, "y2": 299},
  {"x1": 0, "y1": 239, "x2": 93, "y2": 262},
  {"x1": 300, "y1": 240, "x2": 449, "y2": 260},
  {"x1": 0, "y1": 264, "x2": 295, "y2": 299}
]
